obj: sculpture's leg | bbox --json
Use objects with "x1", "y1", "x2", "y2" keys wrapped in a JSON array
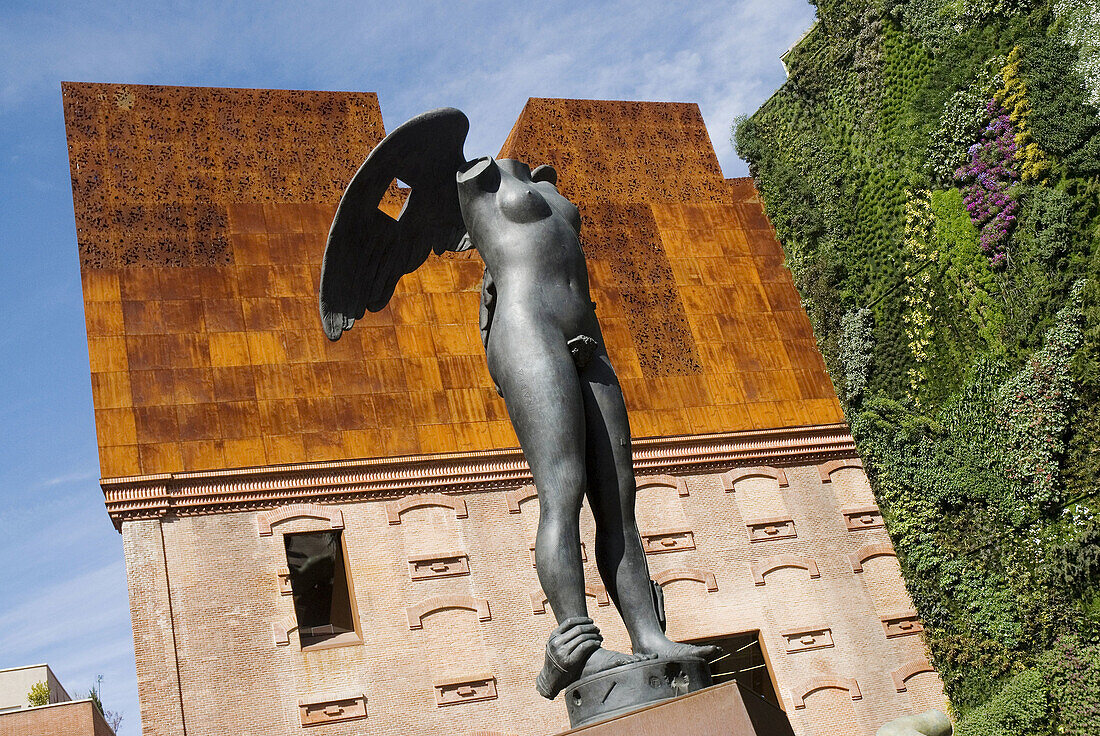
[
  {"x1": 580, "y1": 352, "x2": 721, "y2": 661},
  {"x1": 488, "y1": 333, "x2": 651, "y2": 695},
  {"x1": 494, "y1": 342, "x2": 590, "y2": 621}
]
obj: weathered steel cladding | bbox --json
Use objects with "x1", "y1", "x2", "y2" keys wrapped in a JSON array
[{"x1": 65, "y1": 84, "x2": 843, "y2": 478}]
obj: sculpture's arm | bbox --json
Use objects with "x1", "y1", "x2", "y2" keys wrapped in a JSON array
[{"x1": 479, "y1": 268, "x2": 503, "y2": 396}]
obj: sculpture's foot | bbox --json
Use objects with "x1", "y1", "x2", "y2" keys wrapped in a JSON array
[
  {"x1": 536, "y1": 617, "x2": 608, "y2": 700},
  {"x1": 580, "y1": 646, "x2": 656, "y2": 678},
  {"x1": 538, "y1": 645, "x2": 656, "y2": 700},
  {"x1": 635, "y1": 637, "x2": 722, "y2": 661},
  {"x1": 536, "y1": 657, "x2": 574, "y2": 701}
]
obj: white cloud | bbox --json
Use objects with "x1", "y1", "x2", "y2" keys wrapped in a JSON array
[
  {"x1": 37, "y1": 469, "x2": 98, "y2": 488},
  {"x1": 1, "y1": 1, "x2": 814, "y2": 173},
  {"x1": 0, "y1": 482, "x2": 133, "y2": 729},
  {"x1": 0, "y1": 560, "x2": 128, "y2": 657},
  {"x1": 376, "y1": 0, "x2": 817, "y2": 173},
  {"x1": 0, "y1": 558, "x2": 136, "y2": 732}
]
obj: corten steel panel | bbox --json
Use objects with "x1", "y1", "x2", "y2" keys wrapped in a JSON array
[
  {"x1": 727, "y1": 176, "x2": 761, "y2": 204},
  {"x1": 65, "y1": 85, "x2": 842, "y2": 478},
  {"x1": 498, "y1": 100, "x2": 843, "y2": 441}
]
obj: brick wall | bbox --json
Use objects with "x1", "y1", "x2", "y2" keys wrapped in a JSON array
[
  {"x1": 124, "y1": 461, "x2": 945, "y2": 736},
  {"x1": 0, "y1": 699, "x2": 114, "y2": 736}
]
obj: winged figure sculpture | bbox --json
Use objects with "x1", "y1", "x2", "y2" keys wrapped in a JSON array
[{"x1": 320, "y1": 108, "x2": 719, "y2": 701}]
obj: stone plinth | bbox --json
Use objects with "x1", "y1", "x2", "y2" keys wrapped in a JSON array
[{"x1": 556, "y1": 680, "x2": 796, "y2": 736}]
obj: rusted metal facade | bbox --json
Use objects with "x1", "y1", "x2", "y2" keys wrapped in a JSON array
[{"x1": 64, "y1": 84, "x2": 842, "y2": 481}]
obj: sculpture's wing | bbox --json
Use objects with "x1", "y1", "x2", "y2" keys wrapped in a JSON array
[{"x1": 320, "y1": 108, "x2": 470, "y2": 340}]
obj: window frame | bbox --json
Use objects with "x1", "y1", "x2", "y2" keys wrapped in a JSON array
[{"x1": 281, "y1": 528, "x2": 363, "y2": 652}]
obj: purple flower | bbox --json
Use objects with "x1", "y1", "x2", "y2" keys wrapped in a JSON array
[{"x1": 952, "y1": 99, "x2": 1022, "y2": 267}]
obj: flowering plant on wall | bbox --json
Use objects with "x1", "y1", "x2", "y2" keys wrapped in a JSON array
[
  {"x1": 903, "y1": 190, "x2": 937, "y2": 403},
  {"x1": 738, "y1": 0, "x2": 1100, "y2": 728},
  {"x1": 996, "y1": 47, "x2": 1051, "y2": 183},
  {"x1": 955, "y1": 100, "x2": 1020, "y2": 267}
]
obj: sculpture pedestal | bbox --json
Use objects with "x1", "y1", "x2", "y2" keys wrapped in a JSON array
[
  {"x1": 556, "y1": 679, "x2": 796, "y2": 736},
  {"x1": 563, "y1": 657, "x2": 711, "y2": 729}
]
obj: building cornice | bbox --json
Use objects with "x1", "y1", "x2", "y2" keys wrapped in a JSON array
[{"x1": 101, "y1": 423, "x2": 857, "y2": 530}]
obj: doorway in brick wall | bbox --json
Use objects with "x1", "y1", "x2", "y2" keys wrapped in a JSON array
[{"x1": 688, "y1": 631, "x2": 780, "y2": 708}]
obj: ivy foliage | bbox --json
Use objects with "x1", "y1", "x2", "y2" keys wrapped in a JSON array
[
  {"x1": 953, "y1": 635, "x2": 1100, "y2": 736},
  {"x1": 737, "y1": 0, "x2": 1100, "y2": 729}
]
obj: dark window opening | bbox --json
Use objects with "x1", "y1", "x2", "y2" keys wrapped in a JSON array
[
  {"x1": 284, "y1": 531, "x2": 358, "y2": 649},
  {"x1": 688, "y1": 631, "x2": 780, "y2": 709}
]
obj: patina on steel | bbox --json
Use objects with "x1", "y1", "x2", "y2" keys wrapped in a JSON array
[
  {"x1": 564, "y1": 656, "x2": 712, "y2": 728},
  {"x1": 320, "y1": 108, "x2": 719, "y2": 707}
]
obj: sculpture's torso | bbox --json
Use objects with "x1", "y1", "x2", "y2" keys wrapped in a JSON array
[{"x1": 457, "y1": 158, "x2": 600, "y2": 370}]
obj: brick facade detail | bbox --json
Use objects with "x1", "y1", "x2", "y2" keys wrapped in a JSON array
[{"x1": 120, "y1": 461, "x2": 947, "y2": 736}]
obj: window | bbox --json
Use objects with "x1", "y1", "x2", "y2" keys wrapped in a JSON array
[
  {"x1": 688, "y1": 631, "x2": 780, "y2": 709},
  {"x1": 284, "y1": 531, "x2": 359, "y2": 649}
]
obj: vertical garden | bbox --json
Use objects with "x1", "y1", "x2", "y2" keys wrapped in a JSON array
[{"x1": 736, "y1": 1, "x2": 1100, "y2": 733}]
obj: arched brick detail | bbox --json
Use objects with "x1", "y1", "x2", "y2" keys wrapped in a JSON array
[
  {"x1": 652, "y1": 567, "x2": 718, "y2": 592},
  {"x1": 505, "y1": 485, "x2": 537, "y2": 514},
  {"x1": 892, "y1": 659, "x2": 936, "y2": 692},
  {"x1": 406, "y1": 595, "x2": 490, "y2": 630},
  {"x1": 882, "y1": 611, "x2": 924, "y2": 638},
  {"x1": 276, "y1": 567, "x2": 292, "y2": 595},
  {"x1": 849, "y1": 543, "x2": 897, "y2": 573},
  {"x1": 272, "y1": 615, "x2": 298, "y2": 646},
  {"x1": 637, "y1": 474, "x2": 689, "y2": 497},
  {"x1": 257, "y1": 503, "x2": 344, "y2": 537},
  {"x1": 817, "y1": 458, "x2": 864, "y2": 483},
  {"x1": 791, "y1": 676, "x2": 862, "y2": 709},
  {"x1": 722, "y1": 466, "x2": 789, "y2": 491},
  {"x1": 530, "y1": 586, "x2": 609, "y2": 614},
  {"x1": 751, "y1": 555, "x2": 820, "y2": 586},
  {"x1": 387, "y1": 493, "x2": 468, "y2": 525}
]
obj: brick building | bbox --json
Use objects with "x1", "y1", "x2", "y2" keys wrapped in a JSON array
[
  {"x1": 64, "y1": 83, "x2": 947, "y2": 735},
  {"x1": 0, "y1": 664, "x2": 114, "y2": 736},
  {"x1": 0, "y1": 664, "x2": 70, "y2": 713}
]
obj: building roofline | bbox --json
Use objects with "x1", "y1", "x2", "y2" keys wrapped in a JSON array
[
  {"x1": 0, "y1": 664, "x2": 50, "y2": 675},
  {"x1": 781, "y1": 20, "x2": 819, "y2": 62},
  {"x1": 100, "y1": 422, "x2": 857, "y2": 530},
  {"x1": 8, "y1": 698, "x2": 96, "y2": 713}
]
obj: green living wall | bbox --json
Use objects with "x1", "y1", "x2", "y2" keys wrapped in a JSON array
[{"x1": 736, "y1": 1, "x2": 1100, "y2": 733}]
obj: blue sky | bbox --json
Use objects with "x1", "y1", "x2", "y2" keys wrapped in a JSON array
[{"x1": 0, "y1": 2, "x2": 815, "y2": 732}]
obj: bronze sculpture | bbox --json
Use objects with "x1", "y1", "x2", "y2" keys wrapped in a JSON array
[{"x1": 320, "y1": 108, "x2": 719, "y2": 701}]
